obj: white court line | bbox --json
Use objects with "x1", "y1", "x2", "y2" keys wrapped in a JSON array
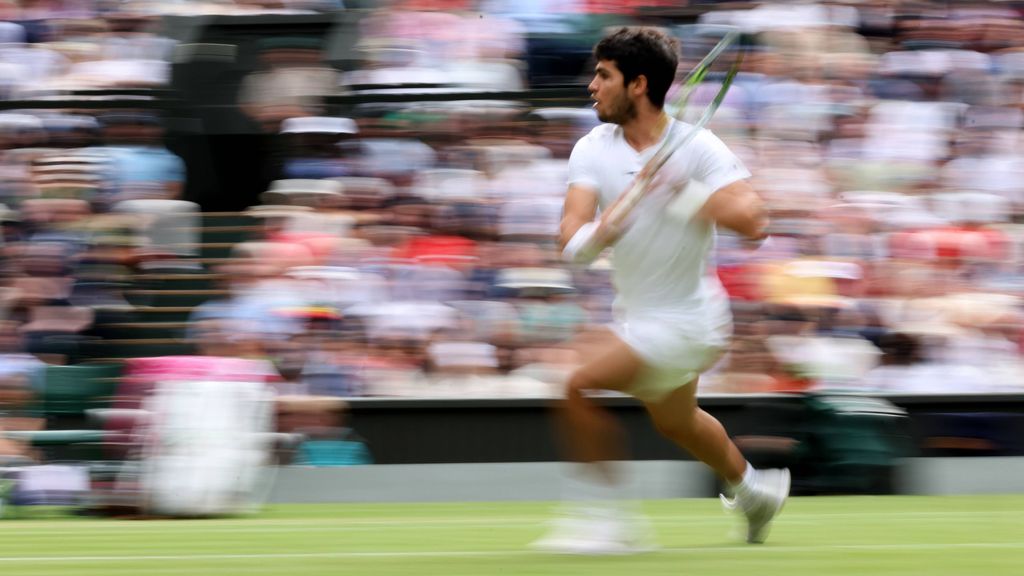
[
  {"x1": 10, "y1": 509, "x2": 1024, "y2": 526},
  {"x1": 0, "y1": 542, "x2": 1022, "y2": 563},
  {"x1": 1, "y1": 518, "x2": 732, "y2": 536},
  {"x1": 3, "y1": 510, "x2": 1018, "y2": 537}
]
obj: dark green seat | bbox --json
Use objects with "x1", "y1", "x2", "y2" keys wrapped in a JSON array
[
  {"x1": 134, "y1": 273, "x2": 219, "y2": 293},
  {"x1": 197, "y1": 243, "x2": 236, "y2": 260},
  {"x1": 101, "y1": 323, "x2": 187, "y2": 341},
  {"x1": 39, "y1": 363, "x2": 123, "y2": 417},
  {"x1": 83, "y1": 339, "x2": 196, "y2": 359},
  {"x1": 131, "y1": 307, "x2": 196, "y2": 324},
  {"x1": 125, "y1": 290, "x2": 223, "y2": 309},
  {"x1": 199, "y1": 213, "x2": 259, "y2": 229}
]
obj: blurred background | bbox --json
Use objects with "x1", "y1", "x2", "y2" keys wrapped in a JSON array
[{"x1": 0, "y1": 0, "x2": 1022, "y2": 514}]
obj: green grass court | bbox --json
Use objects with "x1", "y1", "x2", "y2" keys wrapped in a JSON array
[{"x1": 1, "y1": 496, "x2": 1021, "y2": 575}]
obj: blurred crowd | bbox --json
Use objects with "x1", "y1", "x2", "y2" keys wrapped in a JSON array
[{"x1": 0, "y1": 0, "x2": 1021, "y2": 437}]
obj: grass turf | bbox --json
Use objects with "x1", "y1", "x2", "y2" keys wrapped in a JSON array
[{"x1": 0, "y1": 495, "x2": 1021, "y2": 575}]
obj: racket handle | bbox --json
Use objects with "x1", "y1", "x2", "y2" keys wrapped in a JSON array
[{"x1": 602, "y1": 178, "x2": 647, "y2": 232}]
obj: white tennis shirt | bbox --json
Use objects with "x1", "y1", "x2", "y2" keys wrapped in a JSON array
[{"x1": 567, "y1": 119, "x2": 750, "y2": 342}]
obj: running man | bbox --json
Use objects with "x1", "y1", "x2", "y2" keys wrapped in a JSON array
[{"x1": 534, "y1": 26, "x2": 789, "y2": 554}]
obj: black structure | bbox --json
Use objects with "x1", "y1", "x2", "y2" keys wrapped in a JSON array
[{"x1": 346, "y1": 394, "x2": 1024, "y2": 464}]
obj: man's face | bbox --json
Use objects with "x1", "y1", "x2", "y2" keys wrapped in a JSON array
[{"x1": 588, "y1": 59, "x2": 637, "y2": 125}]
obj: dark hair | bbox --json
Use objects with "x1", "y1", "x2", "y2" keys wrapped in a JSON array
[
  {"x1": 594, "y1": 27, "x2": 680, "y2": 109},
  {"x1": 879, "y1": 332, "x2": 921, "y2": 365}
]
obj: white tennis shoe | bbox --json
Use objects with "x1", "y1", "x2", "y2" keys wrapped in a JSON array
[
  {"x1": 721, "y1": 468, "x2": 790, "y2": 544},
  {"x1": 531, "y1": 508, "x2": 657, "y2": 555}
]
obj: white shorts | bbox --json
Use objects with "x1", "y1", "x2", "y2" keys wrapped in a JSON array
[{"x1": 611, "y1": 312, "x2": 731, "y2": 403}]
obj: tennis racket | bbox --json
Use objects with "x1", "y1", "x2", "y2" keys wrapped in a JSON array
[{"x1": 599, "y1": 26, "x2": 745, "y2": 233}]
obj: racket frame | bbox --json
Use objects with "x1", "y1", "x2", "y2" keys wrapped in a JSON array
[{"x1": 599, "y1": 27, "x2": 745, "y2": 232}]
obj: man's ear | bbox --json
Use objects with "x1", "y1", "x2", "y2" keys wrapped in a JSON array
[{"x1": 630, "y1": 74, "x2": 648, "y2": 98}]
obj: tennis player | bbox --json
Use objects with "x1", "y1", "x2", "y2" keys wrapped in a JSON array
[{"x1": 534, "y1": 26, "x2": 789, "y2": 554}]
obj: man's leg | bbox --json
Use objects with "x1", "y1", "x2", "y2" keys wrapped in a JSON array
[
  {"x1": 643, "y1": 377, "x2": 746, "y2": 483},
  {"x1": 558, "y1": 329, "x2": 645, "y2": 482},
  {"x1": 644, "y1": 378, "x2": 789, "y2": 544},
  {"x1": 533, "y1": 329, "x2": 652, "y2": 554}
]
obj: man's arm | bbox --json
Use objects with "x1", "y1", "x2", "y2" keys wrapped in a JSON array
[
  {"x1": 697, "y1": 179, "x2": 768, "y2": 240},
  {"x1": 559, "y1": 183, "x2": 600, "y2": 252}
]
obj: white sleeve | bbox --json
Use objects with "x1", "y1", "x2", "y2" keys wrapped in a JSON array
[
  {"x1": 665, "y1": 130, "x2": 751, "y2": 222},
  {"x1": 692, "y1": 129, "x2": 751, "y2": 193},
  {"x1": 566, "y1": 135, "x2": 600, "y2": 189}
]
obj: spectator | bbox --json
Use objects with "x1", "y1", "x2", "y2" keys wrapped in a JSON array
[
  {"x1": 239, "y1": 37, "x2": 341, "y2": 133},
  {"x1": 93, "y1": 112, "x2": 185, "y2": 207},
  {"x1": 0, "y1": 320, "x2": 45, "y2": 464}
]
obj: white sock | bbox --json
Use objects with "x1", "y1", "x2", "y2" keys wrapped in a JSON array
[
  {"x1": 731, "y1": 462, "x2": 759, "y2": 501},
  {"x1": 563, "y1": 463, "x2": 625, "y2": 516}
]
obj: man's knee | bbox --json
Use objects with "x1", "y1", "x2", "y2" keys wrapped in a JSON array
[{"x1": 565, "y1": 370, "x2": 596, "y2": 399}]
